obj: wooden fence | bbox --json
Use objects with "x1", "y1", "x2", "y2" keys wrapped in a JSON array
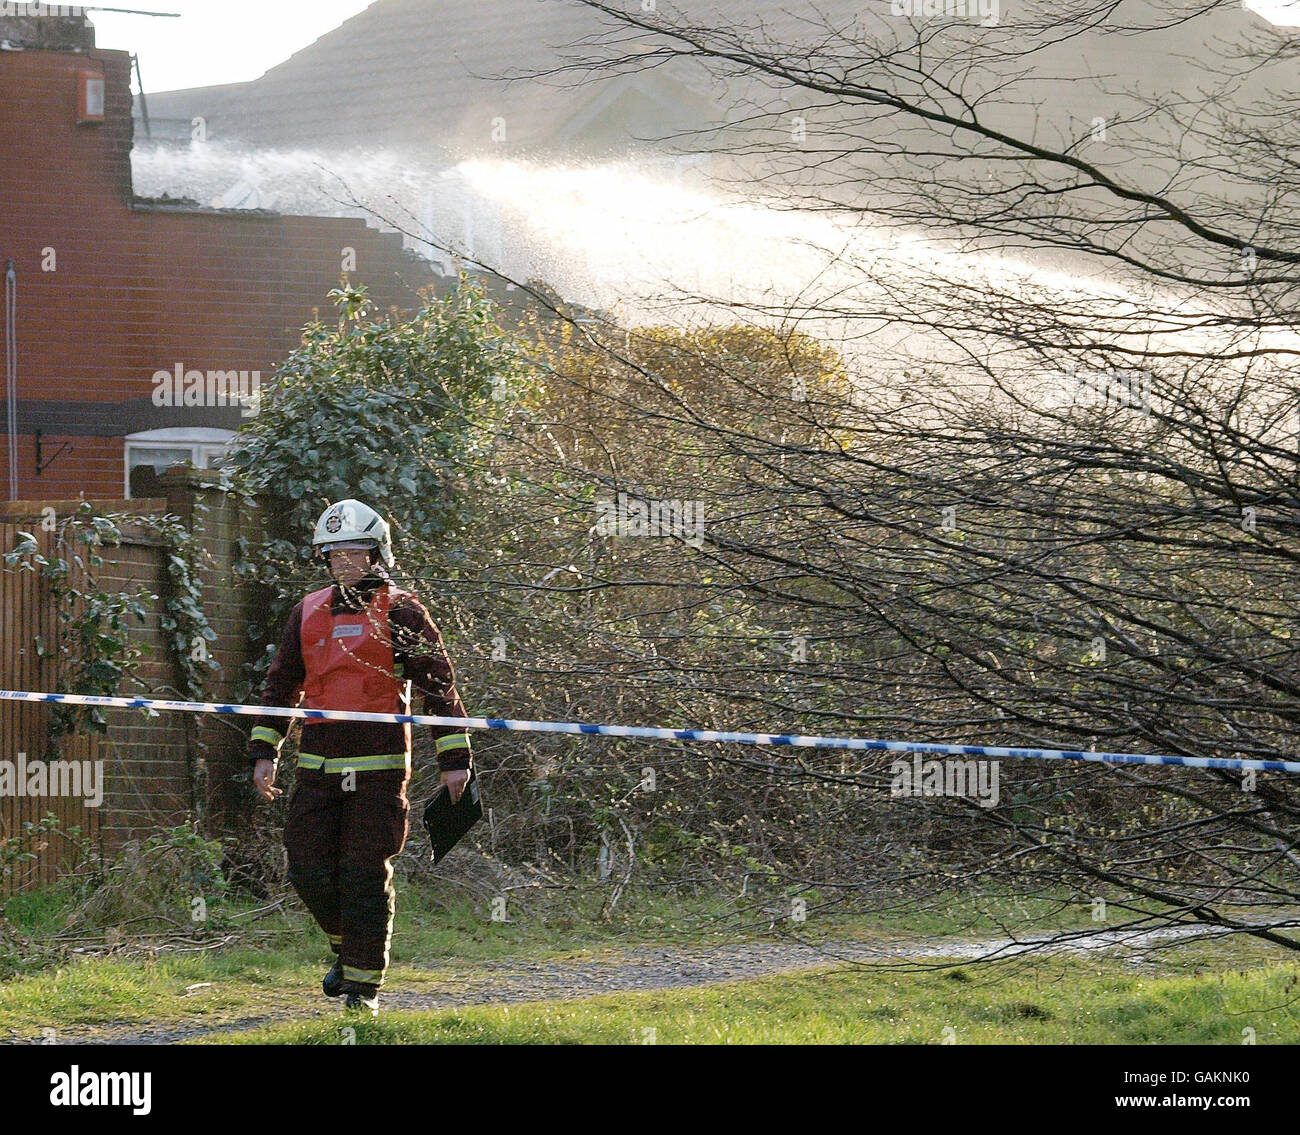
[
  {"x1": 0, "y1": 479, "x2": 261, "y2": 895},
  {"x1": 0, "y1": 513, "x2": 110, "y2": 892}
]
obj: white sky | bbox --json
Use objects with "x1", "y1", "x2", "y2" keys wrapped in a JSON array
[
  {"x1": 84, "y1": 0, "x2": 1300, "y2": 95},
  {"x1": 1245, "y1": 0, "x2": 1300, "y2": 26},
  {"x1": 87, "y1": 1, "x2": 374, "y2": 94}
]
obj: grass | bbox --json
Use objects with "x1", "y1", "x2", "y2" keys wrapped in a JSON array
[
  {"x1": 1, "y1": 883, "x2": 79, "y2": 937},
  {"x1": 211, "y1": 943, "x2": 1300, "y2": 1045},
  {"x1": 0, "y1": 869, "x2": 1199, "y2": 966},
  {"x1": 3, "y1": 874, "x2": 1298, "y2": 1042}
]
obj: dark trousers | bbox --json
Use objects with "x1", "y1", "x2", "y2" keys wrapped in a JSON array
[{"x1": 284, "y1": 767, "x2": 410, "y2": 994}]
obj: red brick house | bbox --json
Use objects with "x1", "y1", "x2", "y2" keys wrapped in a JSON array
[{"x1": 0, "y1": 10, "x2": 437, "y2": 501}]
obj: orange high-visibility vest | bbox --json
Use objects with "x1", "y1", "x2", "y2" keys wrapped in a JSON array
[{"x1": 299, "y1": 584, "x2": 409, "y2": 722}]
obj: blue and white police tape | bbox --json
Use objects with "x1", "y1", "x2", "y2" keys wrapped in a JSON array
[{"x1": 0, "y1": 688, "x2": 1295, "y2": 773}]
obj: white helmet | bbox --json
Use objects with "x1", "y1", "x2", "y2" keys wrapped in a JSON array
[{"x1": 312, "y1": 499, "x2": 394, "y2": 567}]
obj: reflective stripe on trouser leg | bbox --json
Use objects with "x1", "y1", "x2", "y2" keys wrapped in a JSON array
[
  {"x1": 338, "y1": 770, "x2": 410, "y2": 993},
  {"x1": 339, "y1": 861, "x2": 396, "y2": 989}
]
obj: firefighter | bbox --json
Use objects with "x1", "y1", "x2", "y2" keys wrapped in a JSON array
[{"x1": 248, "y1": 499, "x2": 472, "y2": 1015}]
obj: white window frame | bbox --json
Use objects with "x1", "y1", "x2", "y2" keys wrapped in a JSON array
[{"x1": 124, "y1": 427, "x2": 235, "y2": 498}]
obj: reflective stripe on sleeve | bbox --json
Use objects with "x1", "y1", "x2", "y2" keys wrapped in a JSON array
[{"x1": 435, "y1": 733, "x2": 471, "y2": 755}]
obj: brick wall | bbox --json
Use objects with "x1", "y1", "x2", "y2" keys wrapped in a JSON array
[
  {"x1": 91, "y1": 521, "x2": 193, "y2": 848},
  {"x1": 161, "y1": 467, "x2": 265, "y2": 832},
  {"x1": 0, "y1": 43, "x2": 437, "y2": 500},
  {"x1": 0, "y1": 472, "x2": 265, "y2": 891}
]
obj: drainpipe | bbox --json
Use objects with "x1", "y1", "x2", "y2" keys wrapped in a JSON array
[{"x1": 5, "y1": 259, "x2": 16, "y2": 501}]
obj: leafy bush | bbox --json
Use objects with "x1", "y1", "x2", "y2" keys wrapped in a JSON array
[
  {"x1": 227, "y1": 278, "x2": 528, "y2": 683},
  {"x1": 66, "y1": 824, "x2": 228, "y2": 931}
]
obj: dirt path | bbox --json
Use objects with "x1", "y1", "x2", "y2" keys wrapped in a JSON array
[{"x1": 19, "y1": 922, "x2": 1242, "y2": 1044}]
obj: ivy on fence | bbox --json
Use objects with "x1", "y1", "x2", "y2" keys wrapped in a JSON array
[{"x1": 3, "y1": 501, "x2": 219, "y2": 749}]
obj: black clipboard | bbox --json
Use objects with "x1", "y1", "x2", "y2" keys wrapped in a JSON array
[{"x1": 422, "y1": 767, "x2": 483, "y2": 863}]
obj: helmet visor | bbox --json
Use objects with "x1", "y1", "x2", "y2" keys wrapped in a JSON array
[{"x1": 320, "y1": 539, "x2": 378, "y2": 554}]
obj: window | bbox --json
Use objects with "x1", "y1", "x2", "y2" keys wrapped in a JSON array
[{"x1": 124, "y1": 428, "x2": 235, "y2": 498}]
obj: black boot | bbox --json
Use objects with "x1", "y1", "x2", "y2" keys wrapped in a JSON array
[
  {"x1": 322, "y1": 958, "x2": 344, "y2": 998},
  {"x1": 344, "y1": 990, "x2": 379, "y2": 1016}
]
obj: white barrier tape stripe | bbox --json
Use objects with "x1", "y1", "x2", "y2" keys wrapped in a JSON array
[{"x1": 1, "y1": 689, "x2": 1294, "y2": 773}]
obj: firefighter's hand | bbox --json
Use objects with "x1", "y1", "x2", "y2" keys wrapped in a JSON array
[
  {"x1": 441, "y1": 768, "x2": 470, "y2": 804},
  {"x1": 252, "y1": 758, "x2": 282, "y2": 801}
]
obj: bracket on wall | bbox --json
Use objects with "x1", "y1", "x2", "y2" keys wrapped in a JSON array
[{"x1": 35, "y1": 430, "x2": 72, "y2": 475}]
